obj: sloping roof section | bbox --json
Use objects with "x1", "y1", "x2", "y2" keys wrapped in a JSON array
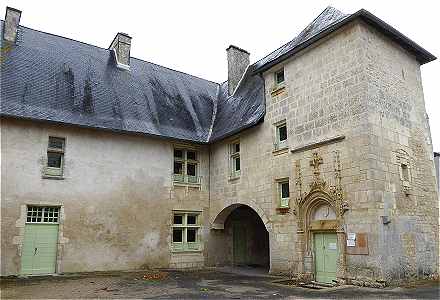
[
  {"x1": 210, "y1": 66, "x2": 265, "y2": 142},
  {"x1": 254, "y1": 7, "x2": 349, "y2": 72},
  {"x1": 254, "y1": 7, "x2": 436, "y2": 74},
  {"x1": 1, "y1": 7, "x2": 436, "y2": 143},
  {"x1": 0, "y1": 21, "x2": 219, "y2": 143}
]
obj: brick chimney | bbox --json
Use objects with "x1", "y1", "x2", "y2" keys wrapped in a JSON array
[
  {"x1": 109, "y1": 32, "x2": 132, "y2": 70},
  {"x1": 3, "y1": 7, "x2": 22, "y2": 43},
  {"x1": 227, "y1": 45, "x2": 250, "y2": 95}
]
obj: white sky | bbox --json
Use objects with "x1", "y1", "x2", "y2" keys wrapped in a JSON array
[{"x1": 3, "y1": 0, "x2": 439, "y2": 151}]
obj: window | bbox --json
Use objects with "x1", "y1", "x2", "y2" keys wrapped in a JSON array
[
  {"x1": 279, "y1": 180, "x2": 290, "y2": 208},
  {"x1": 26, "y1": 206, "x2": 60, "y2": 224},
  {"x1": 173, "y1": 149, "x2": 199, "y2": 184},
  {"x1": 172, "y1": 212, "x2": 201, "y2": 251},
  {"x1": 45, "y1": 137, "x2": 65, "y2": 177},
  {"x1": 275, "y1": 68, "x2": 285, "y2": 85},
  {"x1": 401, "y1": 164, "x2": 409, "y2": 181},
  {"x1": 275, "y1": 122, "x2": 288, "y2": 150},
  {"x1": 230, "y1": 141, "x2": 241, "y2": 178}
]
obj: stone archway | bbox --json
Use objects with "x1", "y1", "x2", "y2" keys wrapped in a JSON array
[
  {"x1": 211, "y1": 199, "x2": 271, "y2": 232},
  {"x1": 209, "y1": 203, "x2": 270, "y2": 271}
]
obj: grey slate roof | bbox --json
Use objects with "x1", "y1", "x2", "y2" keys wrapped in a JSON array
[
  {"x1": 254, "y1": 7, "x2": 349, "y2": 72},
  {"x1": 1, "y1": 7, "x2": 436, "y2": 144},
  {"x1": 254, "y1": 7, "x2": 436, "y2": 74}
]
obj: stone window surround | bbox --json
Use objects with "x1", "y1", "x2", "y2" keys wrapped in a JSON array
[
  {"x1": 13, "y1": 203, "x2": 69, "y2": 275},
  {"x1": 269, "y1": 65, "x2": 287, "y2": 96},
  {"x1": 273, "y1": 119, "x2": 289, "y2": 155},
  {"x1": 276, "y1": 177, "x2": 290, "y2": 208},
  {"x1": 396, "y1": 149, "x2": 412, "y2": 195}
]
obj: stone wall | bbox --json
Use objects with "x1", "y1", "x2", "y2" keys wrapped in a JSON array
[
  {"x1": 0, "y1": 118, "x2": 210, "y2": 275},
  {"x1": 208, "y1": 19, "x2": 439, "y2": 284}
]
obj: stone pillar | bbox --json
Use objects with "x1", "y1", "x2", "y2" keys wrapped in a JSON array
[
  {"x1": 336, "y1": 229, "x2": 347, "y2": 283},
  {"x1": 296, "y1": 230, "x2": 305, "y2": 274}
]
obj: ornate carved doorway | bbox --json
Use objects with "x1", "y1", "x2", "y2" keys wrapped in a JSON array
[{"x1": 293, "y1": 151, "x2": 348, "y2": 283}]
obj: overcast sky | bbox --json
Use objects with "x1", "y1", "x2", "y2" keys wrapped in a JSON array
[{"x1": 3, "y1": 0, "x2": 439, "y2": 151}]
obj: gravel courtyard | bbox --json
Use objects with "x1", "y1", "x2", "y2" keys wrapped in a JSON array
[{"x1": 1, "y1": 268, "x2": 439, "y2": 299}]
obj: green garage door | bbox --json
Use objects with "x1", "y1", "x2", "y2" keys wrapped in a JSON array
[
  {"x1": 21, "y1": 206, "x2": 60, "y2": 275},
  {"x1": 314, "y1": 232, "x2": 338, "y2": 283}
]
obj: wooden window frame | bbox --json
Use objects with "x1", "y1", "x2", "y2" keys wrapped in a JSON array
[
  {"x1": 275, "y1": 68, "x2": 285, "y2": 85},
  {"x1": 26, "y1": 206, "x2": 60, "y2": 224},
  {"x1": 173, "y1": 148, "x2": 200, "y2": 185},
  {"x1": 229, "y1": 141, "x2": 241, "y2": 179},
  {"x1": 278, "y1": 179, "x2": 290, "y2": 208},
  {"x1": 274, "y1": 121, "x2": 288, "y2": 151},
  {"x1": 172, "y1": 212, "x2": 201, "y2": 252},
  {"x1": 44, "y1": 137, "x2": 65, "y2": 178}
]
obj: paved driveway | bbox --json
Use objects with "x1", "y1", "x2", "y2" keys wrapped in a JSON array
[{"x1": 1, "y1": 269, "x2": 439, "y2": 299}]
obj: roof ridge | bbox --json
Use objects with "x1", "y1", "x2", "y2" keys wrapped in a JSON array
[{"x1": 2, "y1": 20, "x2": 220, "y2": 86}]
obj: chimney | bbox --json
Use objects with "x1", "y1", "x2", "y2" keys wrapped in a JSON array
[
  {"x1": 109, "y1": 32, "x2": 132, "y2": 70},
  {"x1": 227, "y1": 45, "x2": 250, "y2": 96},
  {"x1": 3, "y1": 7, "x2": 22, "y2": 43}
]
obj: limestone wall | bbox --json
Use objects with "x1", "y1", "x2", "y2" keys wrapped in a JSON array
[{"x1": 208, "y1": 19, "x2": 439, "y2": 283}]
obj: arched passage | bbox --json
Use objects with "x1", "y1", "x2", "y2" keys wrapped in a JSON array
[{"x1": 208, "y1": 204, "x2": 270, "y2": 270}]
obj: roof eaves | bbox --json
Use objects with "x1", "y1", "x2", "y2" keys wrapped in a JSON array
[{"x1": 253, "y1": 9, "x2": 436, "y2": 74}]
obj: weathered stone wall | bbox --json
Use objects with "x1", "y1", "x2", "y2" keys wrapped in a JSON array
[
  {"x1": 359, "y1": 21, "x2": 439, "y2": 282},
  {"x1": 209, "y1": 21, "x2": 370, "y2": 275},
  {"x1": 208, "y1": 19, "x2": 439, "y2": 284},
  {"x1": 0, "y1": 118, "x2": 209, "y2": 276}
]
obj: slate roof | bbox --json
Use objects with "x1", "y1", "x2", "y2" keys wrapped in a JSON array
[
  {"x1": 1, "y1": 7, "x2": 435, "y2": 143},
  {"x1": 254, "y1": 7, "x2": 436, "y2": 74}
]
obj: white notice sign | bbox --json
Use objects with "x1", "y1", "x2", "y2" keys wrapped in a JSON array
[
  {"x1": 328, "y1": 242, "x2": 337, "y2": 250},
  {"x1": 347, "y1": 233, "x2": 356, "y2": 240},
  {"x1": 347, "y1": 239, "x2": 356, "y2": 247}
]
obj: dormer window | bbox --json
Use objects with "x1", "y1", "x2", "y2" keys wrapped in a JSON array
[{"x1": 275, "y1": 68, "x2": 285, "y2": 85}]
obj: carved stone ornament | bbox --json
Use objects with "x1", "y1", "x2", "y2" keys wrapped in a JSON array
[{"x1": 294, "y1": 151, "x2": 349, "y2": 233}]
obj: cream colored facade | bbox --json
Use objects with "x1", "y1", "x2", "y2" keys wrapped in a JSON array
[{"x1": 1, "y1": 17, "x2": 438, "y2": 286}]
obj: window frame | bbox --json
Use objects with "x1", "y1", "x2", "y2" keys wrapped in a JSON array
[
  {"x1": 172, "y1": 212, "x2": 201, "y2": 252},
  {"x1": 278, "y1": 179, "x2": 290, "y2": 208},
  {"x1": 26, "y1": 206, "x2": 60, "y2": 224},
  {"x1": 229, "y1": 141, "x2": 241, "y2": 179},
  {"x1": 44, "y1": 136, "x2": 65, "y2": 178},
  {"x1": 275, "y1": 68, "x2": 285, "y2": 85},
  {"x1": 274, "y1": 121, "x2": 288, "y2": 151},
  {"x1": 173, "y1": 148, "x2": 200, "y2": 185}
]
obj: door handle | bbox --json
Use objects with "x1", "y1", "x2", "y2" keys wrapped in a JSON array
[{"x1": 34, "y1": 247, "x2": 37, "y2": 255}]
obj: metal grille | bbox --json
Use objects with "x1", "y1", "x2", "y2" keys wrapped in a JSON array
[{"x1": 26, "y1": 206, "x2": 60, "y2": 223}]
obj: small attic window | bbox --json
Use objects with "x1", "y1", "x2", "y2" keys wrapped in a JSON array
[{"x1": 275, "y1": 69, "x2": 285, "y2": 85}]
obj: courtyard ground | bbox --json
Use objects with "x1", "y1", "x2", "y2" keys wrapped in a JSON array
[{"x1": 1, "y1": 268, "x2": 439, "y2": 299}]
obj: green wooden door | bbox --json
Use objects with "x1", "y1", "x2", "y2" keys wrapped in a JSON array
[
  {"x1": 21, "y1": 224, "x2": 59, "y2": 275},
  {"x1": 314, "y1": 232, "x2": 338, "y2": 283},
  {"x1": 233, "y1": 222, "x2": 247, "y2": 265}
]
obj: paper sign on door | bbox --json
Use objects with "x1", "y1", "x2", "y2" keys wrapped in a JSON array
[{"x1": 328, "y1": 242, "x2": 337, "y2": 250}]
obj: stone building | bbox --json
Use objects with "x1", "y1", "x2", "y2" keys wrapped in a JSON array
[
  {"x1": 1, "y1": 6, "x2": 438, "y2": 285},
  {"x1": 435, "y1": 152, "x2": 439, "y2": 190}
]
